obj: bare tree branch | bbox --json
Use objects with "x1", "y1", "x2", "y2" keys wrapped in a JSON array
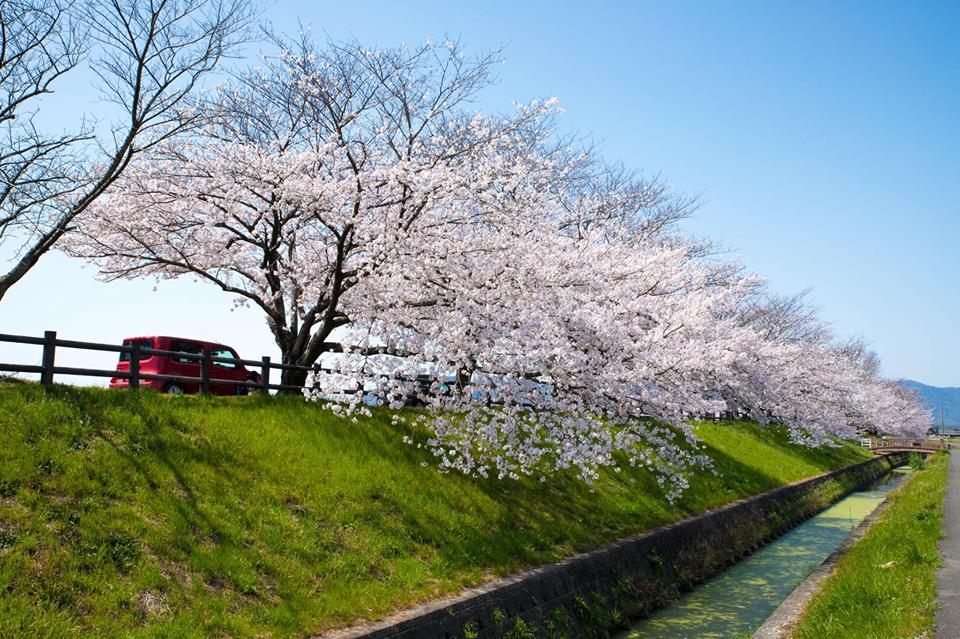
[{"x1": 0, "y1": 0, "x2": 255, "y2": 301}]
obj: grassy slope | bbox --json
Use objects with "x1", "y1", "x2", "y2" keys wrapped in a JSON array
[
  {"x1": 790, "y1": 452, "x2": 948, "y2": 639},
  {"x1": 0, "y1": 383, "x2": 871, "y2": 639}
]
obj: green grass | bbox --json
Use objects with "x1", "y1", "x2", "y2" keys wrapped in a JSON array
[
  {"x1": 791, "y1": 452, "x2": 949, "y2": 639},
  {"x1": 0, "y1": 383, "x2": 871, "y2": 638}
]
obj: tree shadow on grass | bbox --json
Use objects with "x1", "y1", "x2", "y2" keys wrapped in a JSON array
[
  {"x1": 365, "y1": 428, "x2": 798, "y2": 580},
  {"x1": 24, "y1": 386, "x2": 868, "y2": 625},
  {"x1": 705, "y1": 421, "x2": 866, "y2": 468},
  {"x1": 231, "y1": 404, "x2": 827, "y2": 582},
  {"x1": 59, "y1": 387, "x2": 260, "y2": 551}
]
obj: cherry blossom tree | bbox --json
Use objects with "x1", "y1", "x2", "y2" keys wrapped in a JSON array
[
  {"x1": 65, "y1": 34, "x2": 695, "y2": 389},
  {"x1": 326, "y1": 232, "x2": 928, "y2": 491},
  {"x1": 331, "y1": 226, "x2": 750, "y2": 492},
  {"x1": 717, "y1": 291, "x2": 931, "y2": 443},
  {"x1": 66, "y1": 33, "x2": 931, "y2": 494}
]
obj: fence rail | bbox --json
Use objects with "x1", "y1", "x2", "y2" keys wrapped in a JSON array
[{"x1": 0, "y1": 330, "x2": 316, "y2": 394}]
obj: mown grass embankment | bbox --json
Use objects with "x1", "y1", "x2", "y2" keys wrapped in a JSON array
[
  {"x1": 790, "y1": 452, "x2": 949, "y2": 639},
  {"x1": 0, "y1": 383, "x2": 871, "y2": 638}
]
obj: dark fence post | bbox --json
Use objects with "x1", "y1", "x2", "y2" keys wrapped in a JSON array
[
  {"x1": 261, "y1": 356, "x2": 270, "y2": 393},
  {"x1": 40, "y1": 330, "x2": 57, "y2": 386},
  {"x1": 200, "y1": 348, "x2": 211, "y2": 394},
  {"x1": 129, "y1": 342, "x2": 140, "y2": 389}
]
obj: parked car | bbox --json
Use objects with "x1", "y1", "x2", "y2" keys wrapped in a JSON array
[{"x1": 109, "y1": 336, "x2": 260, "y2": 395}]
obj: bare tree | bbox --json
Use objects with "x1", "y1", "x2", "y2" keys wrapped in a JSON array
[{"x1": 0, "y1": 0, "x2": 253, "y2": 302}]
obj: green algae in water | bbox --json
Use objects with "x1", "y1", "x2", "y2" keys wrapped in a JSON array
[{"x1": 618, "y1": 470, "x2": 910, "y2": 639}]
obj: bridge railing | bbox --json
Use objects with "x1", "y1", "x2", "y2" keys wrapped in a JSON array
[{"x1": 866, "y1": 437, "x2": 949, "y2": 451}]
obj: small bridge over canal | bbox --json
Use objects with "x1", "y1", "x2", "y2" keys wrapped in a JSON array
[{"x1": 863, "y1": 437, "x2": 951, "y2": 454}]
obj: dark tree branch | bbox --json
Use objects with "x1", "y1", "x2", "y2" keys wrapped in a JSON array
[{"x1": 0, "y1": 0, "x2": 255, "y2": 302}]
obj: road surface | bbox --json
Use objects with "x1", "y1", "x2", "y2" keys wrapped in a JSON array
[{"x1": 937, "y1": 449, "x2": 960, "y2": 638}]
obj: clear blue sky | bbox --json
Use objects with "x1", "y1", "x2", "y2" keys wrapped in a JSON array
[{"x1": 1, "y1": 0, "x2": 958, "y2": 386}]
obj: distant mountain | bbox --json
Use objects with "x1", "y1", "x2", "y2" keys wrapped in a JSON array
[{"x1": 901, "y1": 379, "x2": 960, "y2": 427}]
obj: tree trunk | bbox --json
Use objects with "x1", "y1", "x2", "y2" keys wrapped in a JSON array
[
  {"x1": 279, "y1": 365, "x2": 310, "y2": 393},
  {"x1": 272, "y1": 310, "x2": 351, "y2": 394}
]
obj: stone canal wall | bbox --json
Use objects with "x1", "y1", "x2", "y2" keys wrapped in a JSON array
[{"x1": 321, "y1": 453, "x2": 906, "y2": 639}]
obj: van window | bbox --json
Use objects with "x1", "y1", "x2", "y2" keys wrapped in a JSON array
[
  {"x1": 119, "y1": 339, "x2": 154, "y2": 361},
  {"x1": 170, "y1": 340, "x2": 203, "y2": 363},
  {"x1": 211, "y1": 348, "x2": 238, "y2": 368}
]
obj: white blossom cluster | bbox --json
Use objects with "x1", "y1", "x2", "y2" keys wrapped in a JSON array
[{"x1": 63, "y1": 36, "x2": 932, "y2": 497}]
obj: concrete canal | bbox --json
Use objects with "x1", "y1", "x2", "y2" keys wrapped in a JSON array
[{"x1": 616, "y1": 467, "x2": 912, "y2": 639}]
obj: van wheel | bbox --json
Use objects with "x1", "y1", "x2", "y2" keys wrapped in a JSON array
[
  {"x1": 164, "y1": 383, "x2": 185, "y2": 395},
  {"x1": 235, "y1": 385, "x2": 248, "y2": 396}
]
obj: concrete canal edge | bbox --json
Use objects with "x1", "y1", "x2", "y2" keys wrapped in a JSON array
[
  {"x1": 751, "y1": 468, "x2": 906, "y2": 639},
  {"x1": 318, "y1": 454, "x2": 907, "y2": 639}
]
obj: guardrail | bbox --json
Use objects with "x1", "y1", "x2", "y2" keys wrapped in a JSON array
[{"x1": 0, "y1": 330, "x2": 314, "y2": 393}]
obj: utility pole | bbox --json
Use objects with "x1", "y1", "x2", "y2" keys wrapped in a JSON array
[{"x1": 942, "y1": 401, "x2": 946, "y2": 437}]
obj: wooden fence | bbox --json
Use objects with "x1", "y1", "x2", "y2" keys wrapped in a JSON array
[{"x1": 0, "y1": 330, "x2": 313, "y2": 393}]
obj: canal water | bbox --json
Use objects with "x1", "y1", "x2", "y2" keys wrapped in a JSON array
[{"x1": 616, "y1": 467, "x2": 912, "y2": 639}]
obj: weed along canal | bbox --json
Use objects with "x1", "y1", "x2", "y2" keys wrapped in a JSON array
[{"x1": 616, "y1": 467, "x2": 912, "y2": 639}]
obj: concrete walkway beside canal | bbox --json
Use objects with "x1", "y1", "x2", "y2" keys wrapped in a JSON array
[{"x1": 937, "y1": 450, "x2": 960, "y2": 639}]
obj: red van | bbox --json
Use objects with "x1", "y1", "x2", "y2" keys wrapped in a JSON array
[{"x1": 109, "y1": 336, "x2": 261, "y2": 395}]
